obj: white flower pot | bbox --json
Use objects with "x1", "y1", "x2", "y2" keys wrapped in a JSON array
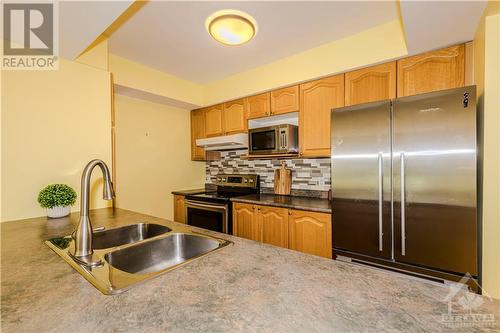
[{"x1": 47, "y1": 206, "x2": 71, "y2": 218}]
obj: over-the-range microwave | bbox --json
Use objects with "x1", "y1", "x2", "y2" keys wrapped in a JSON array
[{"x1": 248, "y1": 124, "x2": 298, "y2": 155}]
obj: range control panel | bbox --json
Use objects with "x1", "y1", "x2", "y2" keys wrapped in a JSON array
[{"x1": 215, "y1": 174, "x2": 259, "y2": 188}]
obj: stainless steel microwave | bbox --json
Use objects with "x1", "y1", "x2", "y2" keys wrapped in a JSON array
[{"x1": 248, "y1": 124, "x2": 298, "y2": 155}]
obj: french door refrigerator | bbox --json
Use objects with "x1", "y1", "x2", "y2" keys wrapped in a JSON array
[{"x1": 331, "y1": 86, "x2": 478, "y2": 286}]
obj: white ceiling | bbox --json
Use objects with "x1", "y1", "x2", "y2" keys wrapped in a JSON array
[
  {"x1": 400, "y1": 1, "x2": 487, "y2": 55},
  {"x1": 60, "y1": 1, "x2": 134, "y2": 59},
  {"x1": 108, "y1": 1, "x2": 399, "y2": 84}
]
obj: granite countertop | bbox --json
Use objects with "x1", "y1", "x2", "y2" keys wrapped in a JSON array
[
  {"x1": 231, "y1": 193, "x2": 332, "y2": 213},
  {"x1": 2, "y1": 208, "x2": 499, "y2": 332},
  {"x1": 171, "y1": 188, "x2": 209, "y2": 196}
]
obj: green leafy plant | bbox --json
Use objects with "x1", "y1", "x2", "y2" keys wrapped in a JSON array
[{"x1": 37, "y1": 184, "x2": 77, "y2": 209}]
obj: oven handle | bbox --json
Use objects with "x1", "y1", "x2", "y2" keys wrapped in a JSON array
[{"x1": 185, "y1": 200, "x2": 228, "y2": 211}]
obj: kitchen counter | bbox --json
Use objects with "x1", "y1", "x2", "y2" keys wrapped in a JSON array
[
  {"x1": 2, "y1": 208, "x2": 499, "y2": 332},
  {"x1": 231, "y1": 193, "x2": 332, "y2": 213},
  {"x1": 171, "y1": 188, "x2": 209, "y2": 196}
]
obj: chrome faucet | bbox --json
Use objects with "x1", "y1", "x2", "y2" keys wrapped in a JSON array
[{"x1": 72, "y1": 159, "x2": 114, "y2": 266}]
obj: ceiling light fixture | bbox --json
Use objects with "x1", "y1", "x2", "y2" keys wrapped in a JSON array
[{"x1": 206, "y1": 10, "x2": 257, "y2": 46}]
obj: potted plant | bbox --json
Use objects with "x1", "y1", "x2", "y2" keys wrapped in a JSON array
[{"x1": 38, "y1": 184, "x2": 77, "y2": 218}]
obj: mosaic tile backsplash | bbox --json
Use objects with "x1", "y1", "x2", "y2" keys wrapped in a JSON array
[{"x1": 206, "y1": 150, "x2": 331, "y2": 192}]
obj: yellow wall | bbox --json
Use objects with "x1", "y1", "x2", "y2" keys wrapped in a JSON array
[
  {"x1": 1, "y1": 58, "x2": 112, "y2": 222},
  {"x1": 204, "y1": 20, "x2": 407, "y2": 105},
  {"x1": 109, "y1": 54, "x2": 204, "y2": 107},
  {"x1": 114, "y1": 94, "x2": 205, "y2": 220},
  {"x1": 77, "y1": 37, "x2": 109, "y2": 71},
  {"x1": 474, "y1": 1, "x2": 500, "y2": 299}
]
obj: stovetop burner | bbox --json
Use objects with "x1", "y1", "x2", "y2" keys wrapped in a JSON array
[{"x1": 185, "y1": 174, "x2": 260, "y2": 204}]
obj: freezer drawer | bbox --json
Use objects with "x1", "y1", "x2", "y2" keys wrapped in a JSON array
[
  {"x1": 332, "y1": 100, "x2": 392, "y2": 259},
  {"x1": 392, "y1": 86, "x2": 477, "y2": 275}
]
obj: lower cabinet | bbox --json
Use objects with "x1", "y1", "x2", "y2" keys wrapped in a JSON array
[
  {"x1": 173, "y1": 195, "x2": 186, "y2": 223},
  {"x1": 233, "y1": 203, "x2": 260, "y2": 241},
  {"x1": 233, "y1": 202, "x2": 332, "y2": 258},
  {"x1": 259, "y1": 206, "x2": 289, "y2": 248},
  {"x1": 288, "y1": 209, "x2": 332, "y2": 258}
]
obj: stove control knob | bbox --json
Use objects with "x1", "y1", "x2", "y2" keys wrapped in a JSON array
[
  {"x1": 222, "y1": 178, "x2": 226, "y2": 182},
  {"x1": 243, "y1": 178, "x2": 248, "y2": 183},
  {"x1": 217, "y1": 177, "x2": 222, "y2": 182},
  {"x1": 249, "y1": 178, "x2": 254, "y2": 183}
]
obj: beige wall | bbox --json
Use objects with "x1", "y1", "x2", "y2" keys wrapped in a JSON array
[
  {"x1": 114, "y1": 94, "x2": 205, "y2": 220},
  {"x1": 474, "y1": 1, "x2": 500, "y2": 299},
  {"x1": 1, "y1": 58, "x2": 112, "y2": 221}
]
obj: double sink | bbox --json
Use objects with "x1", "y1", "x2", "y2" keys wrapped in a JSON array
[{"x1": 46, "y1": 222, "x2": 231, "y2": 294}]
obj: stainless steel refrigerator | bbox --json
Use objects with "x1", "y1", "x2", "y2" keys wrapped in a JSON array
[{"x1": 331, "y1": 86, "x2": 478, "y2": 286}]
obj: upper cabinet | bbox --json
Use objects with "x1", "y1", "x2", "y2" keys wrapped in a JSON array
[
  {"x1": 224, "y1": 98, "x2": 247, "y2": 135},
  {"x1": 271, "y1": 85, "x2": 299, "y2": 115},
  {"x1": 345, "y1": 62, "x2": 396, "y2": 106},
  {"x1": 397, "y1": 44, "x2": 465, "y2": 97},
  {"x1": 299, "y1": 74, "x2": 344, "y2": 158},
  {"x1": 205, "y1": 104, "x2": 224, "y2": 137},
  {"x1": 191, "y1": 108, "x2": 206, "y2": 161},
  {"x1": 246, "y1": 92, "x2": 271, "y2": 119}
]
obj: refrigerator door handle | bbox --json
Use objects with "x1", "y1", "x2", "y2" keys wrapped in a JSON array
[
  {"x1": 400, "y1": 152, "x2": 406, "y2": 256},
  {"x1": 378, "y1": 152, "x2": 383, "y2": 252}
]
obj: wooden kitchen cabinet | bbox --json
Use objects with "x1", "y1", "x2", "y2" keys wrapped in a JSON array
[
  {"x1": 173, "y1": 195, "x2": 186, "y2": 223},
  {"x1": 271, "y1": 85, "x2": 299, "y2": 115},
  {"x1": 204, "y1": 104, "x2": 224, "y2": 137},
  {"x1": 233, "y1": 203, "x2": 332, "y2": 258},
  {"x1": 397, "y1": 44, "x2": 465, "y2": 97},
  {"x1": 259, "y1": 206, "x2": 288, "y2": 248},
  {"x1": 191, "y1": 108, "x2": 206, "y2": 161},
  {"x1": 299, "y1": 74, "x2": 344, "y2": 158},
  {"x1": 233, "y1": 203, "x2": 261, "y2": 242},
  {"x1": 345, "y1": 62, "x2": 397, "y2": 106},
  {"x1": 288, "y1": 210, "x2": 332, "y2": 258},
  {"x1": 224, "y1": 98, "x2": 247, "y2": 135},
  {"x1": 246, "y1": 92, "x2": 271, "y2": 119}
]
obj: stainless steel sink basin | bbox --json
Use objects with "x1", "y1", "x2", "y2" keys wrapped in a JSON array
[
  {"x1": 104, "y1": 233, "x2": 220, "y2": 274},
  {"x1": 93, "y1": 223, "x2": 171, "y2": 249},
  {"x1": 45, "y1": 222, "x2": 231, "y2": 295}
]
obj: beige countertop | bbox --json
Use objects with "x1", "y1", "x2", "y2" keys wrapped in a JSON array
[{"x1": 1, "y1": 208, "x2": 499, "y2": 332}]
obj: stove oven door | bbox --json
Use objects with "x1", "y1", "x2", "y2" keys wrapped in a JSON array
[{"x1": 185, "y1": 200, "x2": 229, "y2": 234}]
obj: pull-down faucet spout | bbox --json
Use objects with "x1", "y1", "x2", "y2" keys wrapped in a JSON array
[{"x1": 72, "y1": 159, "x2": 114, "y2": 266}]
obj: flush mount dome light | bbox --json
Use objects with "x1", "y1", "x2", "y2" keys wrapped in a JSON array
[{"x1": 206, "y1": 10, "x2": 257, "y2": 46}]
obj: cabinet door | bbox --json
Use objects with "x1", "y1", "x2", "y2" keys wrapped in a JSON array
[
  {"x1": 288, "y1": 210, "x2": 332, "y2": 258},
  {"x1": 345, "y1": 62, "x2": 396, "y2": 106},
  {"x1": 299, "y1": 75, "x2": 344, "y2": 157},
  {"x1": 246, "y1": 93, "x2": 271, "y2": 119},
  {"x1": 191, "y1": 108, "x2": 206, "y2": 161},
  {"x1": 224, "y1": 99, "x2": 247, "y2": 135},
  {"x1": 397, "y1": 44, "x2": 465, "y2": 97},
  {"x1": 259, "y1": 206, "x2": 288, "y2": 248},
  {"x1": 173, "y1": 195, "x2": 186, "y2": 223},
  {"x1": 233, "y1": 203, "x2": 261, "y2": 241},
  {"x1": 271, "y1": 85, "x2": 299, "y2": 115},
  {"x1": 205, "y1": 104, "x2": 224, "y2": 137}
]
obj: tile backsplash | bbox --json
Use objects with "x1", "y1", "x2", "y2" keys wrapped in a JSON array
[{"x1": 206, "y1": 150, "x2": 331, "y2": 192}]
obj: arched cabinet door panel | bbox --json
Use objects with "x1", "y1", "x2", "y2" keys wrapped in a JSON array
[{"x1": 397, "y1": 44, "x2": 465, "y2": 97}]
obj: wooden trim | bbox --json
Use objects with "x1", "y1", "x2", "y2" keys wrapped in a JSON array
[
  {"x1": 110, "y1": 73, "x2": 116, "y2": 195},
  {"x1": 465, "y1": 41, "x2": 474, "y2": 86}
]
